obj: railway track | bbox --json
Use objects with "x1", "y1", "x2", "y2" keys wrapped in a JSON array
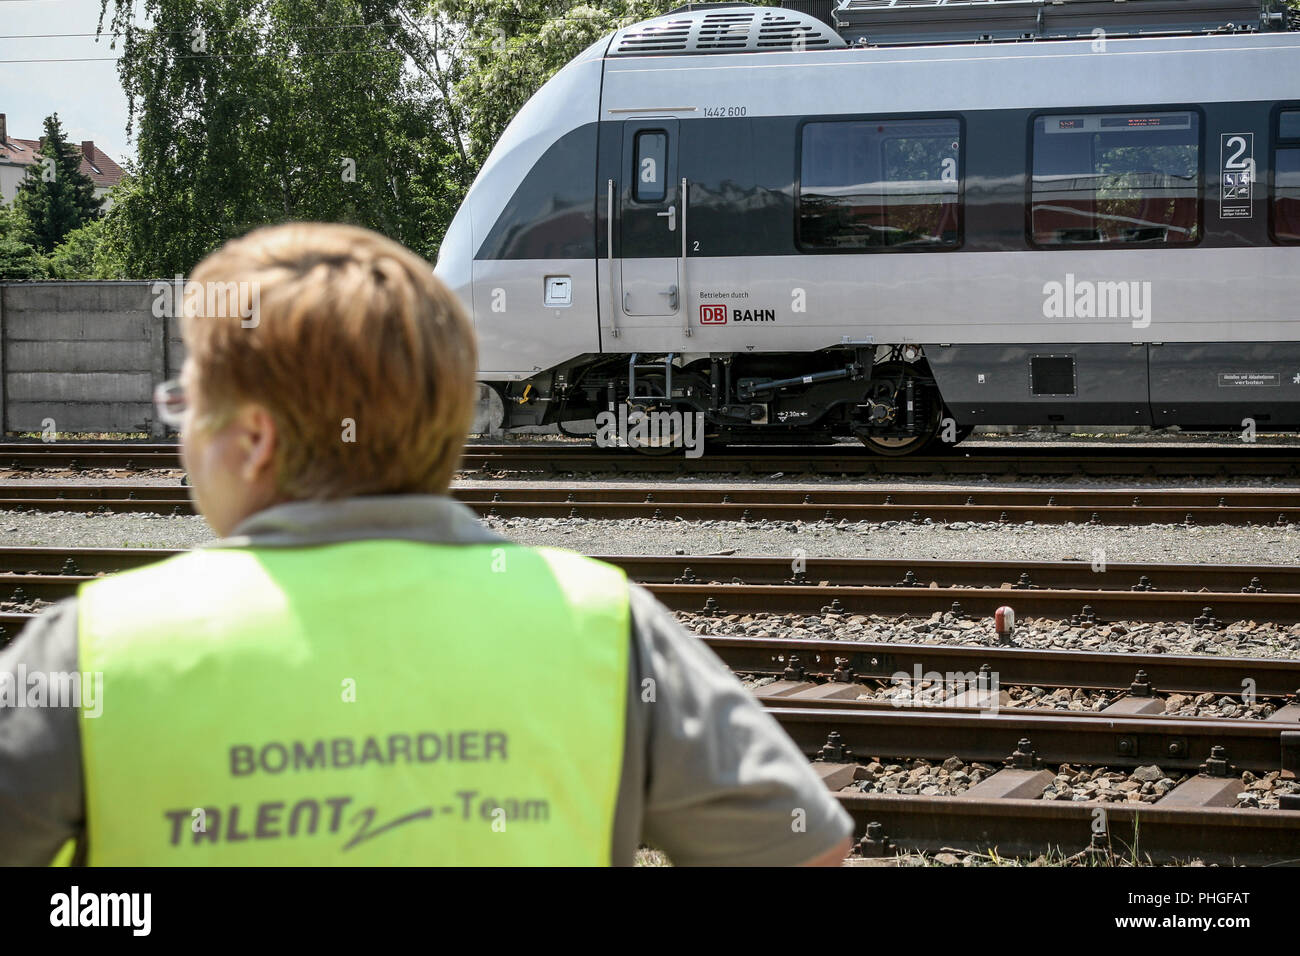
[
  {"x1": 714, "y1": 633, "x2": 1300, "y2": 864},
  {"x1": 0, "y1": 547, "x2": 1297, "y2": 626},
  {"x1": 4, "y1": 482, "x2": 1300, "y2": 529},
  {"x1": 467, "y1": 486, "x2": 1300, "y2": 525},
  {"x1": 836, "y1": 791, "x2": 1300, "y2": 865},
  {"x1": 0, "y1": 546, "x2": 1295, "y2": 862},
  {"x1": 704, "y1": 634, "x2": 1300, "y2": 697},
  {"x1": 459, "y1": 443, "x2": 1300, "y2": 478},
  {"x1": 5, "y1": 440, "x2": 1300, "y2": 477}
]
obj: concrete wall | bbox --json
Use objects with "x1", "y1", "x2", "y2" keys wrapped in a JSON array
[{"x1": 0, "y1": 281, "x2": 183, "y2": 436}]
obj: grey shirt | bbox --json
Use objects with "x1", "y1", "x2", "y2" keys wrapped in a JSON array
[{"x1": 0, "y1": 496, "x2": 851, "y2": 866}]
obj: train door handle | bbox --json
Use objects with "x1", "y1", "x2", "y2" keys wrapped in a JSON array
[
  {"x1": 661, "y1": 285, "x2": 679, "y2": 310},
  {"x1": 656, "y1": 206, "x2": 676, "y2": 231}
]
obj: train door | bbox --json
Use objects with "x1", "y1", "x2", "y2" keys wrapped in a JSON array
[{"x1": 619, "y1": 120, "x2": 681, "y2": 321}]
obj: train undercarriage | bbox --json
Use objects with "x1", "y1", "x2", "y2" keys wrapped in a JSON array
[{"x1": 482, "y1": 347, "x2": 974, "y2": 456}]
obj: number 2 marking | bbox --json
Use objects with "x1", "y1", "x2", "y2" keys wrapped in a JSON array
[{"x1": 1225, "y1": 135, "x2": 1249, "y2": 168}]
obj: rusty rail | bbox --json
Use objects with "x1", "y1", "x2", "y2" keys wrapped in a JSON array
[
  {"x1": 4, "y1": 439, "x2": 1300, "y2": 477},
  {"x1": 836, "y1": 793, "x2": 1300, "y2": 865},
  {"x1": 0, "y1": 548, "x2": 1298, "y2": 627},
  {"x1": 704, "y1": 634, "x2": 1300, "y2": 697},
  {"x1": 9, "y1": 481, "x2": 1300, "y2": 524},
  {"x1": 461, "y1": 485, "x2": 1300, "y2": 526}
]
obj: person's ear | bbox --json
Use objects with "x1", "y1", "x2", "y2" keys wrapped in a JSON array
[{"x1": 237, "y1": 405, "x2": 278, "y2": 485}]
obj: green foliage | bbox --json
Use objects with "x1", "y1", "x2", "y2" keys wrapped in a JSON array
[
  {"x1": 12, "y1": 113, "x2": 104, "y2": 255},
  {"x1": 97, "y1": 0, "x2": 463, "y2": 274},
  {"x1": 0, "y1": 204, "x2": 49, "y2": 281},
  {"x1": 46, "y1": 217, "x2": 129, "y2": 280},
  {"x1": 92, "y1": 0, "x2": 689, "y2": 277},
  {"x1": 89, "y1": 180, "x2": 138, "y2": 279},
  {"x1": 433, "y1": 0, "x2": 676, "y2": 169}
]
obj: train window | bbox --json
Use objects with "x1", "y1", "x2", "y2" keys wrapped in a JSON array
[
  {"x1": 1280, "y1": 111, "x2": 1300, "y2": 141},
  {"x1": 1274, "y1": 149, "x2": 1300, "y2": 242},
  {"x1": 634, "y1": 131, "x2": 668, "y2": 203},
  {"x1": 1030, "y1": 111, "x2": 1200, "y2": 247},
  {"x1": 798, "y1": 118, "x2": 961, "y2": 251},
  {"x1": 1274, "y1": 112, "x2": 1300, "y2": 243}
]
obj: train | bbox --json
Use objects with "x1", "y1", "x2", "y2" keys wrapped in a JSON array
[{"x1": 433, "y1": 0, "x2": 1300, "y2": 454}]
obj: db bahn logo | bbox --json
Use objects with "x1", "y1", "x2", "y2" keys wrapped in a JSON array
[{"x1": 700, "y1": 304, "x2": 727, "y2": 325}]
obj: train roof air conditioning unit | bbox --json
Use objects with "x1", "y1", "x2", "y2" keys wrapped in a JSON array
[{"x1": 611, "y1": 4, "x2": 846, "y2": 56}]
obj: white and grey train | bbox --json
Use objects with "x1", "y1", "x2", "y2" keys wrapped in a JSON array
[{"x1": 434, "y1": 0, "x2": 1300, "y2": 454}]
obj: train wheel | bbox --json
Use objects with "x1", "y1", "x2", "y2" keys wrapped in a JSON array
[
  {"x1": 628, "y1": 427, "x2": 681, "y2": 457},
  {"x1": 924, "y1": 420, "x2": 975, "y2": 453},
  {"x1": 861, "y1": 431, "x2": 938, "y2": 456},
  {"x1": 604, "y1": 376, "x2": 689, "y2": 456},
  {"x1": 592, "y1": 417, "x2": 680, "y2": 455},
  {"x1": 857, "y1": 364, "x2": 942, "y2": 457}
]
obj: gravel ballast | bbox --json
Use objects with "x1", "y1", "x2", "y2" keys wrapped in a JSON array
[
  {"x1": 485, "y1": 515, "x2": 1300, "y2": 567},
  {"x1": 6, "y1": 510, "x2": 1300, "y2": 566},
  {"x1": 685, "y1": 606, "x2": 1300, "y2": 659}
]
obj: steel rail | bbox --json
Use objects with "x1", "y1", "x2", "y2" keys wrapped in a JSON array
[
  {"x1": 833, "y1": 792, "x2": 1300, "y2": 865},
  {"x1": 8, "y1": 491, "x2": 1300, "y2": 525},
  {"x1": 456, "y1": 443, "x2": 1300, "y2": 477},
  {"x1": 647, "y1": 581, "x2": 1300, "y2": 626},
  {"x1": 8, "y1": 546, "x2": 1300, "y2": 595},
  {"x1": 464, "y1": 497, "x2": 1300, "y2": 525},
  {"x1": 5, "y1": 480, "x2": 1300, "y2": 526},
  {"x1": 769, "y1": 705, "x2": 1291, "y2": 772},
  {"x1": 458, "y1": 486, "x2": 1300, "y2": 507},
  {"x1": 703, "y1": 635, "x2": 1300, "y2": 697},
  {"x1": 0, "y1": 548, "x2": 1298, "y2": 626},
  {"x1": 4, "y1": 440, "x2": 1300, "y2": 476},
  {"x1": 583, "y1": 554, "x2": 1300, "y2": 593}
]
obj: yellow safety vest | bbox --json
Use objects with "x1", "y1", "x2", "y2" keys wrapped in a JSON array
[{"x1": 73, "y1": 541, "x2": 629, "y2": 865}]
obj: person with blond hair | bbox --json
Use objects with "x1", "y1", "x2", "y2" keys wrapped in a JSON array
[{"x1": 0, "y1": 223, "x2": 852, "y2": 866}]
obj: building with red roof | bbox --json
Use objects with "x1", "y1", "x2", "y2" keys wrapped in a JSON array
[{"x1": 0, "y1": 113, "x2": 126, "y2": 210}]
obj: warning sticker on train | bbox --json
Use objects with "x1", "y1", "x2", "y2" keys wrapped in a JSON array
[
  {"x1": 1217, "y1": 372, "x2": 1279, "y2": 387},
  {"x1": 1220, "y1": 133, "x2": 1254, "y2": 219}
]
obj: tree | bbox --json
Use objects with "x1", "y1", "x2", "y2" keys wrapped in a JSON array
[
  {"x1": 91, "y1": 0, "x2": 691, "y2": 276},
  {"x1": 46, "y1": 217, "x2": 129, "y2": 279},
  {"x1": 0, "y1": 204, "x2": 48, "y2": 281},
  {"x1": 97, "y1": 0, "x2": 462, "y2": 274},
  {"x1": 12, "y1": 113, "x2": 104, "y2": 254},
  {"x1": 430, "y1": 1, "x2": 676, "y2": 170},
  {"x1": 86, "y1": 179, "x2": 137, "y2": 279}
]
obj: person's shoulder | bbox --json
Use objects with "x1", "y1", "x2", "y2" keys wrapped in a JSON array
[
  {"x1": 528, "y1": 546, "x2": 631, "y2": 583},
  {"x1": 77, "y1": 549, "x2": 235, "y2": 605},
  {"x1": 1, "y1": 595, "x2": 81, "y2": 670},
  {"x1": 0, "y1": 596, "x2": 85, "y2": 866}
]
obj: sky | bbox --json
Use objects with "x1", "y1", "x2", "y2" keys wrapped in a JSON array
[{"x1": 0, "y1": 0, "x2": 141, "y2": 165}]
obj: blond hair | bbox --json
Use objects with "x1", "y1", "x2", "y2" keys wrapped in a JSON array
[{"x1": 183, "y1": 223, "x2": 477, "y2": 498}]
